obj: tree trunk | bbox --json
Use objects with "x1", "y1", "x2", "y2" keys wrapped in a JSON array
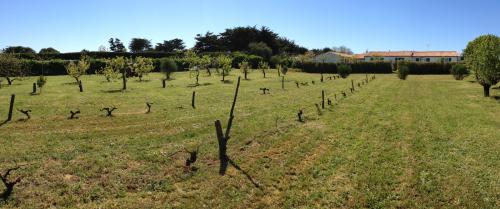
[
  {"x1": 162, "y1": 79, "x2": 166, "y2": 88},
  {"x1": 6, "y1": 77, "x2": 12, "y2": 85},
  {"x1": 166, "y1": 72, "x2": 171, "y2": 80},
  {"x1": 122, "y1": 71, "x2": 127, "y2": 90},
  {"x1": 74, "y1": 77, "x2": 80, "y2": 84},
  {"x1": 483, "y1": 85, "x2": 491, "y2": 97},
  {"x1": 244, "y1": 71, "x2": 248, "y2": 80},
  {"x1": 78, "y1": 81, "x2": 83, "y2": 92}
]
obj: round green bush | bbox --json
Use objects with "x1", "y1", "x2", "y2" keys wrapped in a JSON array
[
  {"x1": 337, "y1": 64, "x2": 352, "y2": 78},
  {"x1": 397, "y1": 64, "x2": 410, "y2": 80},
  {"x1": 160, "y1": 58, "x2": 178, "y2": 79},
  {"x1": 450, "y1": 64, "x2": 469, "y2": 80}
]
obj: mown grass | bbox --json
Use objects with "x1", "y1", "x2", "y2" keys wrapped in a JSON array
[{"x1": 0, "y1": 70, "x2": 499, "y2": 208}]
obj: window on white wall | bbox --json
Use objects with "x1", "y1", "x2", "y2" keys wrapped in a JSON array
[
  {"x1": 416, "y1": 58, "x2": 421, "y2": 62},
  {"x1": 426, "y1": 58, "x2": 430, "y2": 62}
]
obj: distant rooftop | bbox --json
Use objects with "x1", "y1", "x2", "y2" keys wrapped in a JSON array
[{"x1": 358, "y1": 51, "x2": 459, "y2": 58}]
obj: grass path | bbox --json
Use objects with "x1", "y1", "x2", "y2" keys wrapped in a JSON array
[{"x1": 1, "y1": 72, "x2": 499, "y2": 208}]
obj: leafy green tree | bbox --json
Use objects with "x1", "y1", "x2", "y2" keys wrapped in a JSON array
[
  {"x1": 258, "y1": 61, "x2": 269, "y2": 78},
  {"x1": 39, "y1": 47, "x2": 60, "y2": 54},
  {"x1": 463, "y1": 34, "x2": 500, "y2": 97},
  {"x1": 338, "y1": 64, "x2": 352, "y2": 78},
  {"x1": 2, "y1": 46, "x2": 36, "y2": 54},
  {"x1": 132, "y1": 57, "x2": 154, "y2": 81},
  {"x1": 239, "y1": 61, "x2": 251, "y2": 80},
  {"x1": 249, "y1": 42, "x2": 272, "y2": 61},
  {"x1": 160, "y1": 58, "x2": 178, "y2": 80},
  {"x1": 108, "y1": 38, "x2": 127, "y2": 52},
  {"x1": 98, "y1": 59, "x2": 120, "y2": 82},
  {"x1": 396, "y1": 63, "x2": 410, "y2": 80},
  {"x1": 199, "y1": 55, "x2": 212, "y2": 76},
  {"x1": 0, "y1": 53, "x2": 26, "y2": 86},
  {"x1": 103, "y1": 56, "x2": 128, "y2": 89},
  {"x1": 216, "y1": 54, "x2": 232, "y2": 81},
  {"x1": 66, "y1": 55, "x2": 90, "y2": 83},
  {"x1": 36, "y1": 75, "x2": 47, "y2": 94},
  {"x1": 129, "y1": 38, "x2": 152, "y2": 53}
]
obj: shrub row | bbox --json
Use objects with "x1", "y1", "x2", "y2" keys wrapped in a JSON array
[
  {"x1": 23, "y1": 59, "x2": 168, "y2": 76},
  {"x1": 296, "y1": 62, "x2": 393, "y2": 74},
  {"x1": 403, "y1": 62, "x2": 454, "y2": 74},
  {"x1": 16, "y1": 51, "x2": 181, "y2": 60}
]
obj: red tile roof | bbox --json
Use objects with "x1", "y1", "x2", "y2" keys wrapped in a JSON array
[{"x1": 359, "y1": 51, "x2": 459, "y2": 57}]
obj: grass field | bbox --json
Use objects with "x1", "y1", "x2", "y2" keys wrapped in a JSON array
[{"x1": 1, "y1": 70, "x2": 499, "y2": 208}]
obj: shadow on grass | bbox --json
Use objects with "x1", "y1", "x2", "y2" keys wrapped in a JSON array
[
  {"x1": 493, "y1": 96, "x2": 500, "y2": 101},
  {"x1": 101, "y1": 89, "x2": 124, "y2": 93},
  {"x1": 227, "y1": 158, "x2": 261, "y2": 189},
  {"x1": 62, "y1": 82, "x2": 79, "y2": 85},
  {"x1": 492, "y1": 86, "x2": 500, "y2": 90},
  {"x1": 0, "y1": 120, "x2": 7, "y2": 127},
  {"x1": 221, "y1": 80, "x2": 234, "y2": 84},
  {"x1": 187, "y1": 83, "x2": 212, "y2": 88}
]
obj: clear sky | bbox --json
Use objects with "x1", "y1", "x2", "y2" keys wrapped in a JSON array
[{"x1": 1, "y1": 0, "x2": 499, "y2": 53}]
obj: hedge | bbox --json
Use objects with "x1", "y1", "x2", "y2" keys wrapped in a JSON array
[
  {"x1": 404, "y1": 63, "x2": 454, "y2": 74},
  {"x1": 23, "y1": 59, "x2": 169, "y2": 76},
  {"x1": 297, "y1": 61, "x2": 455, "y2": 74},
  {"x1": 296, "y1": 62, "x2": 392, "y2": 74},
  {"x1": 16, "y1": 51, "x2": 181, "y2": 60}
]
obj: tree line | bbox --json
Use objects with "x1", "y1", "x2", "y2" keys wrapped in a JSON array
[{"x1": 2, "y1": 26, "x2": 351, "y2": 58}]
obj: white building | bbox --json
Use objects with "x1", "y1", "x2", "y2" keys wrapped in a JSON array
[
  {"x1": 313, "y1": 52, "x2": 354, "y2": 63},
  {"x1": 356, "y1": 51, "x2": 461, "y2": 63}
]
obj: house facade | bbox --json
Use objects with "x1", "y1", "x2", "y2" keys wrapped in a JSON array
[
  {"x1": 313, "y1": 52, "x2": 354, "y2": 63},
  {"x1": 356, "y1": 51, "x2": 461, "y2": 63}
]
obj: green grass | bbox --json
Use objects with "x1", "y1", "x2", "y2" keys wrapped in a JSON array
[{"x1": 0, "y1": 70, "x2": 499, "y2": 208}]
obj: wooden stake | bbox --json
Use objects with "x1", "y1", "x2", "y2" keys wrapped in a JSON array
[
  {"x1": 192, "y1": 91, "x2": 196, "y2": 109},
  {"x1": 321, "y1": 90, "x2": 325, "y2": 109},
  {"x1": 7, "y1": 94, "x2": 15, "y2": 121}
]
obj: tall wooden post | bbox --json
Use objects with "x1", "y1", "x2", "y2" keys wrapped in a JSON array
[
  {"x1": 7, "y1": 94, "x2": 15, "y2": 121},
  {"x1": 122, "y1": 71, "x2": 127, "y2": 90},
  {"x1": 321, "y1": 90, "x2": 325, "y2": 109},
  {"x1": 191, "y1": 91, "x2": 196, "y2": 109}
]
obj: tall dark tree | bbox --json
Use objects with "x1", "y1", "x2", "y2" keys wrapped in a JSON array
[
  {"x1": 220, "y1": 26, "x2": 260, "y2": 52},
  {"x1": 2, "y1": 46, "x2": 36, "y2": 54},
  {"x1": 331, "y1": 46, "x2": 353, "y2": 54},
  {"x1": 258, "y1": 26, "x2": 280, "y2": 54},
  {"x1": 193, "y1": 26, "x2": 307, "y2": 55},
  {"x1": 129, "y1": 38, "x2": 152, "y2": 53},
  {"x1": 39, "y1": 47, "x2": 60, "y2": 54},
  {"x1": 278, "y1": 38, "x2": 308, "y2": 55},
  {"x1": 108, "y1": 38, "x2": 126, "y2": 52},
  {"x1": 194, "y1": 32, "x2": 225, "y2": 53},
  {"x1": 155, "y1": 38, "x2": 185, "y2": 52}
]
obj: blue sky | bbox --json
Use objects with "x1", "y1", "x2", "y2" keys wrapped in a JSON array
[{"x1": 1, "y1": 0, "x2": 499, "y2": 53}]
